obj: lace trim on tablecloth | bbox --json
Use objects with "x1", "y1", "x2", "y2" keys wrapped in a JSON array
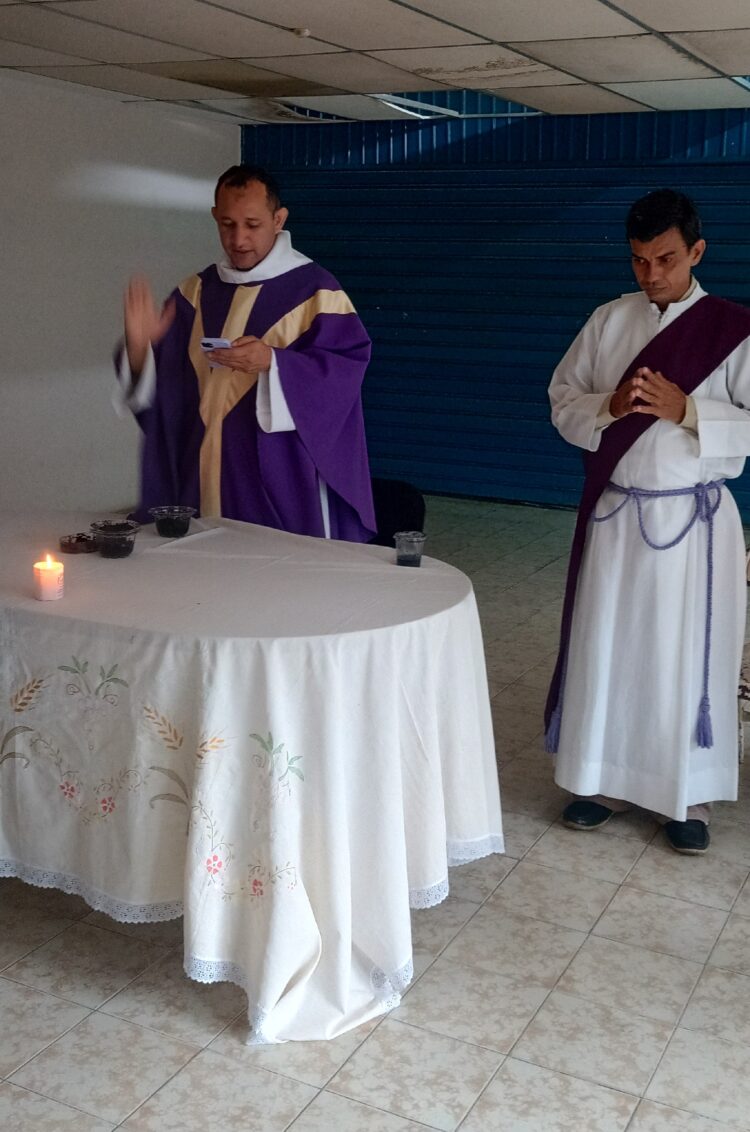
[
  {"x1": 409, "y1": 877, "x2": 449, "y2": 909},
  {"x1": 408, "y1": 834, "x2": 505, "y2": 908},
  {"x1": 185, "y1": 954, "x2": 413, "y2": 1042},
  {"x1": 0, "y1": 861, "x2": 183, "y2": 923},
  {"x1": 371, "y1": 957, "x2": 414, "y2": 1009},
  {"x1": 184, "y1": 956, "x2": 273, "y2": 1043},
  {"x1": 446, "y1": 833, "x2": 504, "y2": 866}
]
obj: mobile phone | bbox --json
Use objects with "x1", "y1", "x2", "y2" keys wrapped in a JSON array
[{"x1": 200, "y1": 337, "x2": 232, "y2": 352}]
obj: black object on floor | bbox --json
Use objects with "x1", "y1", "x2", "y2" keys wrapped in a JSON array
[
  {"x1": 663, "y1": 819, "x2": 710, "y2": 854},
  {"x1": 562, "y1": 800, "x2": 615, "y2": 830}
]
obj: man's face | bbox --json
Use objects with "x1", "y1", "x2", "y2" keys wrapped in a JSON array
[
  {"x1": 629, "y1": 227, "x2": 706, "y2": 310},
  {"x1": 211, "y1": 180, "x2": 288, "y2": 270}
]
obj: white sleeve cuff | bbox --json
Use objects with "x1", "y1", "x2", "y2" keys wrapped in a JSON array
[
  {"x1": 256, "y1": 350, "x2": 296, "y2": 434},
  {"x1": 680, "y1": 395, "x2": 698, "y2": 434},
  {"x1": 113, "y1": 344, "x2": 157, "y2": 416},
  {"x1": 595, "y1": 393, "x2": 616, "y2": 430}
]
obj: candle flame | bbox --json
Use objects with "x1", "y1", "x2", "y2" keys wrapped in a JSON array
[{"x1": 46, "y1": 554, "x2": 54, "y2": 568}]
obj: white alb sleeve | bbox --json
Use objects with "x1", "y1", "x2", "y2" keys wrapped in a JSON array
[
  {"x1": 112, "y1": 343, "x2": 157, "y2": 416},
  {"x1": 256, "y1": 350, "x2": 296, "y2": 434},
  {"x1": 549, "y1": 311, "x2": 612, "y2": 451},
  {"x1": 694, "y1": 338, "x2": 750, "y2": 458}
]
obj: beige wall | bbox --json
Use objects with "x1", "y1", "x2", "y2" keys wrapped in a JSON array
[{"x1": 0, "y1": 69, "x2": 238, "y2": 512}]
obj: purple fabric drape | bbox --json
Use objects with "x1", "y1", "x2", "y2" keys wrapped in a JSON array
[{"x1": 545, "y1": 295, "x2": 750, "y2": 749}]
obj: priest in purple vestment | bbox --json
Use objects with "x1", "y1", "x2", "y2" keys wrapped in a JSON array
[{"x1": 115, "y1": 164, "x2": 376, "y2": 542}]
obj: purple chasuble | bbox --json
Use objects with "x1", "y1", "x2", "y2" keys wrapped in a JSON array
[
  {"x1": 132, "y1": 262, "x2": 376, "y2": 542},
  {"x1": 545, "y1": 295, "x2": 750, "y2": 749}
]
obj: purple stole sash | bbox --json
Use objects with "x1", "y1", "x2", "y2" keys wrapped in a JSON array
[{"x1": 545, "y1": 294, "x2": 750, "y2": 751}]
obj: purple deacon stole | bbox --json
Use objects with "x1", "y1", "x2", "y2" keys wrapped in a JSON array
[{"x1": 545, "y1": 294, "x2": 750, "y2": 751}]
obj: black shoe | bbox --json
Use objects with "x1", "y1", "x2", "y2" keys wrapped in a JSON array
[
  {"x1": 663, "y1": 819, "x2": 710, "y2": 855},
  {"x1": 562, "y1": 800, "x2": 614, "y2": 830}
]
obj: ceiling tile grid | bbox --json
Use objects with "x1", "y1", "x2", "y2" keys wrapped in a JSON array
[{"x1": 0, "y1": 0, "x2": 749, "y2": 120}]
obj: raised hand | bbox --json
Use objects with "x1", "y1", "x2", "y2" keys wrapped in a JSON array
[{"x1": 124, "y1": 276, "x2": 176, "y2": 374}]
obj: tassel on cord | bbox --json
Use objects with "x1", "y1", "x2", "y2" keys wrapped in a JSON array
[
  {"x1": 544, "y1": 702, "x2": 562, "y2": 754},
  {"x1": 696, "y1": 695, "x2": 713, "y2": 749}
]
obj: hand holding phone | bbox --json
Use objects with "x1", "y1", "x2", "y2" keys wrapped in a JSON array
[{"x1": 200, "y1": 337, "x2": 233, "y2": 352}]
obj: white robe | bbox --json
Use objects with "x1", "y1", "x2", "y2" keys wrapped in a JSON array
[{"x1": 549, "y1": 282, "x2": 750, "y2": 820}]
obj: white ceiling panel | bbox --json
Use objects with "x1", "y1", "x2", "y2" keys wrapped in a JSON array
[
  {"x1": 24, "y1": 63, "x2": 240, "y2": 99},
  {"x1": 669, "y1": 30, "x2": 750, "y2": 75},
  {"x1": 240, "y1": 50, "x2": 451, "y2": 93},
  {"x1": 611, "y1": 0, "x2": 750, "y2": 33},
  {"x1": 183, "y1": 96, "x2": 334, "y2": 122},
  {"x1": 0, "y1": 39, "x2": 92, "y2": 66},
  {"x1": 368, "y1": 43, "x2": 562, "y2": 88},
  {"x1": 485, "y1": 83, "x2": 650, "y2": 114},
  {"x1": 405, "y1": 0, "x2": 643, "y2": 42},
  {"x1": 515, "y1": 34, "x2": 715, "y2": 83},
  {"x1": 281, "y1": 94, "x2": 427, "y2": 119},
  {"x1": 0, "y1": 6, "x2": 208, "y2": 63},
  {"x1": 605, "y1": 78, "x2": 750, "y2": 110},
  {"x1": 209, "y1": 0, "x2": 485, "y2": 50},
  {"x1": 48, "y1": 0, "x2": 341, "y2": 59},
  {"x1": 138, "y1": 58, "x2": 338, "y2": 96}
]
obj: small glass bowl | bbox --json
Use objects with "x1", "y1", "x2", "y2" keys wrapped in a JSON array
[
  {"x1": 148, "y1": 505, "x2": 196, "y2": 538},
  {"x1": 59, "y1": 532, "x2": 98, "y2": 554},
  {"x1": 90, "y1": 519, "x2": 140, "y2": 558}
]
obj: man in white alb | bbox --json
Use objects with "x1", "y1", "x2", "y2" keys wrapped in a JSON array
[{"x1": 546, "y1": 189, "x2": 750, "y2": 854}]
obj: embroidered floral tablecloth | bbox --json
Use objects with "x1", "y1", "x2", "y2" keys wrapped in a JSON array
[{"x1": 0, "y1": 513, "x2": 503, "y2": 1042}]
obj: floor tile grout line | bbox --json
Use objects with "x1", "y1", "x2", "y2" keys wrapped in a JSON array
[{"x1": 0, "y1": 1077, "x2": 117, "y2": 1127}]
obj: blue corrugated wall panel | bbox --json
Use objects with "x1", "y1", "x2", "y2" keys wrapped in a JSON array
[{"x1": 242, "y1": 107, "x2": 750, "y2": 515}]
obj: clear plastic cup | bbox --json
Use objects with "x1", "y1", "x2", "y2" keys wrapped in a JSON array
[
  {"x1": 394, "y1": 530, "x2": 426, "y2": 567},
  {"x1": 90, "y1": 519, "x2": 140, "y2": 559},
  {"x1": 148, "y1": 505, "x2": 196, "y2": 538}
]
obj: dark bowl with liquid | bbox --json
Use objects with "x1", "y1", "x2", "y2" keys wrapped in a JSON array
[
  {"x1": 148, "y1": 506, "x2": 196, "y2": 538},
  {"x1": 90, "y1": 519, "x2": 140, "y2": 558}
]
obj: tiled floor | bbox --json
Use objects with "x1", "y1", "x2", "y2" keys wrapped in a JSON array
[{"x1": 2, "y1": 495, "x2": 750, "y2": 1131}]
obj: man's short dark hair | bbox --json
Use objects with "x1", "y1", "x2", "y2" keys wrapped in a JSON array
[
  {"x1": 626, "y1": 189, "x2": 702, "y2": 248},
  {"x1": 214, "y1": 164, "x2": 282, "y2": 211}
]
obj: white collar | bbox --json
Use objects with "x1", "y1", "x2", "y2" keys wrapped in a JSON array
[{"x1": 216, "y1": 230, "x2": 311, "y2": 284}]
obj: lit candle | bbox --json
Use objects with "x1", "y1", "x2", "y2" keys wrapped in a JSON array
[{"x1": 33, "y1": 554, "x2": 64, "y2": 601}]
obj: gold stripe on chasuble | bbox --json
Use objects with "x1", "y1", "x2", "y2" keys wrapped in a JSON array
[
  {"x1": 262, "y1": 289, "x2": 355, "y2": 349},
  {"x1": 180, "y1": 277, "x2": 263, "y2": 517}
]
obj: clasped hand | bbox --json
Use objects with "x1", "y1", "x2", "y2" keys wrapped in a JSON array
[
  {"x1": 207, "y1": 336, "x2": 273, "y2": 375},
  {"x1": 609, "y1": 367, "x2": 686, "y2": 423}
]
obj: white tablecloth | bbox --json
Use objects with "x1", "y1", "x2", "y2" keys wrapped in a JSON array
[{"x1": 0, "y1": 512, "x2": 503, "y2": 1042}]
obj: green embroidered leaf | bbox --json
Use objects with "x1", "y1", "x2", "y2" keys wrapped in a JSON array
[
  {"x1": 2, "y1": 725, "x2": 34, "y2": 744},
  {"x1": 149, "y1": 793, "x2": 187, "y2": 808},
  {"x1": 288, "y1": 756, "x2": 303, "y2": 764},
  {"x1": 288, "y1": 766, "x2": 304, "y2": 780},
  {"x1": 58, "y1": 665, "x2": 79, "y2": 674},
  {"x1": 249, "y1": 732, "x2": 273, "y2": 752},
  {"x1": 107, "y1": 677, "x2": 128, "y2": 687},
  {"x1": 149, "y1": 765, "x2": 189, "y2": 797},
  {"x1": 0, "y1": 752, "x2": 30, "y2": 767}
]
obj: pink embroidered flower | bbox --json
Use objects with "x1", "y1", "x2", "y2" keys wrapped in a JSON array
[
  {"x1": 60, "y1": 781, "x2": 77, "y2": 800},
  {"x1": 206, "y1": 854, "x2": 223, "y2": 875},
  {"x1": 100, "y1": 796, "x2": 115, "y2": 814},
  {"x1": 251, "y1": 878, "x2": 264, "y2": 896}
]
